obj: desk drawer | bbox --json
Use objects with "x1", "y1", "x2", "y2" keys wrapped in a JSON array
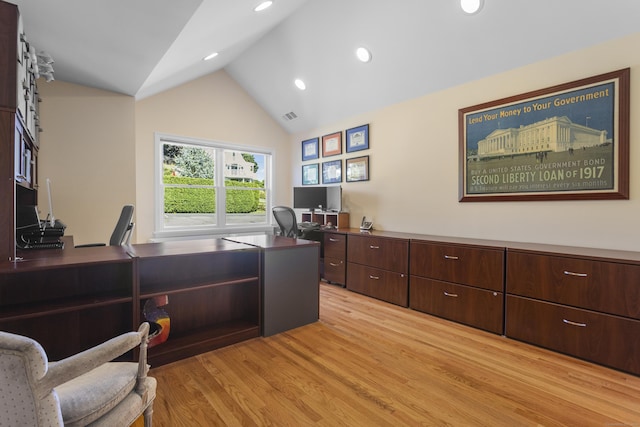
[
  {"x1": 347, "y1": 235, "x2": 408, "y2": 273},
  {"x1": 506, "y1": 295, "x2": 640, "y2": 375},
  {"x1": 347, "y1": 262, "x2": 408, "y2": 306},
  {"x1": 324, "y1": 232, "x2": 346, "y2": 259},
  {"x1": 324, "y1": 257, "x2": 345, "y2": 285},
  {"x1": 410, "y1": 241, "x2": 504, "y2": 291},
  {"x1": 410, "y1": 276, "x2": 503, "y2": 334},
  {"x1": 507, "y1": 251, "x2": 640, "y2": 319}
]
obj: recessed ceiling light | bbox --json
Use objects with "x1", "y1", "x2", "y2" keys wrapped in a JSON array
[
  {"x1": 460, "y1": 0, "x2": 484, "y2": 14},
  {"x1": 203, "y1": 52, "x2": 219, "y2": 61},
  {"x1": 356, "y1": 47, "x2": 372, "y2": 63},
  {"x1": 254, "y1": 1, "x2": 273, "y2": 12},
  {"x1": 294, "y1": 79, "x2": 306, "y2": 90}
]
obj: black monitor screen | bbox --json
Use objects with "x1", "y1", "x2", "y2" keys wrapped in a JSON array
[{"x1": 293, "y1": 187, "x2": 327, "y2": 211}]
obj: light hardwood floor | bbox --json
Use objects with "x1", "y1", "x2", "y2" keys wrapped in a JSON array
[{"x1": 150, "y1": 283, "x2": 640, "y2": 426}]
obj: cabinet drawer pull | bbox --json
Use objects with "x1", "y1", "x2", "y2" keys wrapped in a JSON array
[
  {"x1": 369, "y1": 245, "x2": 380, "y2": 249},
  {"x1": 444, "y1": 255, "x2": 459, "y2": 260},
  {"x1": 329, "y1": 238, "x2": 340, "y2": 242},
  {"x1": 329, "y1": 262, "x2": 341, "y2": 267},
  {"x1": 443, "y1": 291, "x2": 458, "y2": 297},
  {"x1": 369, "y1": 275, "x2": 380, "y2": 280},
  {"x1": 562, "y1": 319, "x2": 587, "y2": 327},
  {"x1": 563, "y1": 270, "x2": 587, "y2": 277}
]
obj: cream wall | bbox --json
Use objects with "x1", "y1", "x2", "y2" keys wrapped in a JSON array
[
  {"x1": 38, "y1": 34, "x2": 640, "y2": 251},
  {"x1": 134, "y1": 70, "x2": 291, "y2": 243},
  {"x1": 37, "y1": 81, "x2": 135, "y2": 246},
  {"x1": 292, "y1": 33, "x2": 640, "y2": 251}
]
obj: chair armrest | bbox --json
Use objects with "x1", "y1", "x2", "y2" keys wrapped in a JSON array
[{"x1": 40, "y1": 323, "x2": 150, "y2": 395}]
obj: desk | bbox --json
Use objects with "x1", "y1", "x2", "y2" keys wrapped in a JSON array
[
  {"x1": 224, "y1": 235, "x2": 320, "y2": 336},
  {"x1": 1, "y1": 234, "x2": 320, "y2": 365}
]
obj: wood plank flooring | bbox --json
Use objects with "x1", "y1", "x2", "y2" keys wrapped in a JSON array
[{"x1": 150, "y1": 283, "x2": 640, "y2": 426}]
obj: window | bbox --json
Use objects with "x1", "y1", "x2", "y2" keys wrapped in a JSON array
[{"x1": 155, "y1": 133, "x2": 272, "y2": 237}]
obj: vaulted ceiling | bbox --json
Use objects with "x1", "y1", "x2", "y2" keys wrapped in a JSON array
[{"x1": 8, "y1": 0, "x2": 640, "y2": 134}]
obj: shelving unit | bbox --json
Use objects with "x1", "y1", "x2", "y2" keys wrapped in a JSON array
[
  {"x1": 1, "y1": 1, "x2": 42, "y2": 262},
  {"x1": 301, "y1": 211, "x2": 349, "y2": 228},
  {"x1": 131, "y1": 239, "x2": 261, "y2": 366},
  {"x1": 0, "y1": 243, "x2": 135, "y2": 360}
]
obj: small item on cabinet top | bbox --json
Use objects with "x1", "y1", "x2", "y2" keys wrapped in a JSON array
[{"x1": 360, "y1": 216, "x2": 373, "y2": 231}]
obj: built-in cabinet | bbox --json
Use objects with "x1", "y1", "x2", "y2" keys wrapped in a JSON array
[
  {"x1": 1, "y1": 1, "x2": 42, "y2": 262},
  {"x1": 409, "y1": 240, "x2": 505, "y2": 334},
  {"x1": 505, "y1": 245, "x2": 640, "y2": 376},
  {"x1": 346, "y1": 233, "x2": 409, "y2": 306},
  {"x1": 324, "y1": 229, "x2": 640, "y2": 376}
]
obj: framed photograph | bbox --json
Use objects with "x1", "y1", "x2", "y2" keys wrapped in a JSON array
[
  {"x1": 322, "y1": 159, "x2": 342, "y2": 184},
  {"x1": 346, "y1": 156, "x2": 369, "y2": 182},
  {"x1": 302, "y1": 163, "x2": 319, "y2": 185},
  {"x1": 301, "y1": 137, "x2": 319, "y2": 161},
  {"x1": 322, "y1": 131, "x2": 342, "y2": 157},
  {"x1": 459, "y1": 68, "x2": 629, "y2": 202},
  {"x1": 346, "y1": 124, "x2": 369, "y2": 153}
]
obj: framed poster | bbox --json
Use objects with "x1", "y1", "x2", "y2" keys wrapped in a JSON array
[
  {"x1": 346, "y1": 124, "x2": 369, "y2": 153},
  {"x1": 322, "y1": 131, "x2": 342, "y2": 157},
  {"x1": 301, "y1": 137, "x2": 319, "y2": 161},
  {"x1": 302, "y1": 163, "x2": 319, "y2": 185},
  {"x1": 322, "y1": 159, "x2": 342, "y2": 184},
  {"x1": 459, "y1": 68, "x2": 629, "y2": 202},
  {"x1": 346, "y1": 156, "x2": 369, "y2": 182}
]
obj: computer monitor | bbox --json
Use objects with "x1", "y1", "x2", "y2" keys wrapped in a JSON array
[
  {"x1": 326, "y1": 185, "x2": 342, "y2": 212},
  {"x1": 293, "y1": 186, "x2": 327, "y2": 211}
]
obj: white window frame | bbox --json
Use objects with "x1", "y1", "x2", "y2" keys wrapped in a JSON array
[{"x1": 153, "y1": 132, "x2": 274, "y2": 240}]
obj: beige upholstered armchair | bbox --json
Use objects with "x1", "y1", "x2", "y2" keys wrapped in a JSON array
[{"x1": 0, "y1": 323, "x2": 156, "y2": 426}]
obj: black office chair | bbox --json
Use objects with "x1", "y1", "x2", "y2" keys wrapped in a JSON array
[
  {"x1": 272, "y1": 206, "x2": 300, "y2": 238},
  {"x1": 76, "y1": 205, "x2": 135, "y2": 247}
]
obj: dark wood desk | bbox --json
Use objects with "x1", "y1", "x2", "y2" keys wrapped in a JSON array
[{"x1": 1, "y1": 234, "x2": 320, "y2": 365}]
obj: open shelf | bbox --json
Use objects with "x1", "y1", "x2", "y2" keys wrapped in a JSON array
[
  {"x1": 147, "y1": 321, "x2": 260, "y2": 367},
  {"x1": 301, "y1": 211, "x2": 350, "y2": 228}
]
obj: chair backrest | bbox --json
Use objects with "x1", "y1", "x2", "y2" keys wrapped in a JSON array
[
  {"x1": 0, "y1": 331, "x2": 64, "y2": 426},
  {"x1": 109, "y1": 205, "x2": 134, "y2": 246},
  {"x1": 272, "y1": 206, "x2": 299, "y2": 238}
]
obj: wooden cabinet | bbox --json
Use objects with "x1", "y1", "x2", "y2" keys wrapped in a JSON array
[
  {"x1": 346, "y1": 234, "x2": 409, "y2": 306},
  {"x1": 409, "y1": 240, "x2": 505, "y2": 334},
  {"x1": 0, "y1": 1, "x2": 41, "y2": 262},
  {"x1": 131, "y1": 239, "x2": 261, "y2": 366},
  {"x1": 0, "y1": 241, "x2": 135, "y2": 360},
  {"x1": 301, "y1": 211, "x2": 349, "y2": 229},
  {"x1": 506, "y1": 246, "x2": 640, "y2": 375},
  {"x1": 323, "y1": 231, "x2": 346, "y2": 285}
]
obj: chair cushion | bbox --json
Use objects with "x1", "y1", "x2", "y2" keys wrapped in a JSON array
[{"x1": 56, "y1": 362, "x2": 138, "y2": 426}]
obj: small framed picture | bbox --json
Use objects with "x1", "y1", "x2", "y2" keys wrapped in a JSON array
[
  {"x1": 346, "y1": 124, "x2": 369, "y2": 153},
  {"x1": 322, "y1": 131, "x2": 342, "y2": 157},
  {"x1": 346, "y1": 156, "x2": 369, "y2": 182},
  {"x1": 301, "y1": 137, "x2": 319, "y2": 161},
  {"x1": 302, "y1": 163, "x2": 319, "y2": 185},
  {"x1": 322, "y1": 159, "x2": 342, "y2": 184}
]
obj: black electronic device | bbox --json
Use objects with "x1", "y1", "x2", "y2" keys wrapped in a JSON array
[
  {"x1": 293, "y1": 185, "x2": 343, "y2": 212},
  {"x1": 293, "y1": 186, "x2": 327, "y2": 211},
  {"x1": 16, "y1": 205, "x2": 66, "y2": 249}
]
